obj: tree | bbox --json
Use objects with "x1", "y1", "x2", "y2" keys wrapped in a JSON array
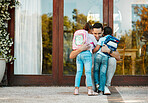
[
  {"x1": 42, "y1": 14, "x2": 52, "y2": 74},
  {"x1": 63, "y1": 9, "x2": 88, "y2": 75}
]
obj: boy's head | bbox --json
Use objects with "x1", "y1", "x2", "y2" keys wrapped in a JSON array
[
  {"x1": 92, "y1": 23, "x2": 103, "y2": 41},
  {"x1": 103, "y1": 26, "x2": 112, "y2": 36}
]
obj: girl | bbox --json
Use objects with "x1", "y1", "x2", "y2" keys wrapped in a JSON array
[{"x1": 72, "y1": 23, "x2": 98, "y2": 96}]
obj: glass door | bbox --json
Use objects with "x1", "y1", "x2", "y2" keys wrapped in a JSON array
[
  {"x1": 113, "y1": 0, "x2": 148, "y2": 75},
  {"x1": 111, "y1": 0, "x2": 148, "y2": 86},
  {"x1": 8, "y1": 0, "x2": 56, "y2": 86},
  {"x1": 63, "y1": 0, "x2": 103, "y2": 75},
  {"x1": 60, "y1": 0, "x2": 148, "y2": 86},
  {"x1": 59, "y1": 0, "x2": 110, "y2": 86},
  {"x1": 14, "y1": 0, "x2": 53, "y2": 75}
]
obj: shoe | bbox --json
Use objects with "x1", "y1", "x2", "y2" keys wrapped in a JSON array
[
  {"x1": 104, "y1": 86, "x2": 111, "y2": 95},
  {"x1": 98, "y1": 91, "x2": 103, "y2": 95},
  {"x1": 95, "y1": 84, "x2": 99, "y2": 92},
  {"x1": 74, "y1": 88, "x2": 79, "y2": 95},
  {"x1": 88, "y1": 89, "x2": 98, "y2": 96}
]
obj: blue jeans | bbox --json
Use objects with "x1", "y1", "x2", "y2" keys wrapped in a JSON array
[
  {"x1": 75, "y1": 50, "x2": 92, "y2": 87},
  {"x1": 94, "y1": 53, "x2": 108, "y2": 91}
]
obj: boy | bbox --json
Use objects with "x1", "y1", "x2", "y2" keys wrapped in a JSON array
[{"x1": 93, "y1": 26, "x2": 117, "y2": 94}]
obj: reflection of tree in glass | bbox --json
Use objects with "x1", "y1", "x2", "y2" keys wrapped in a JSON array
[
  {"x1": 134, "y1": 6, "x2": 148, "y2": 75},
  {"x1": 63, "y1": 9, "x2": 88, "y2": 75},
  {"x1": 64, "y1": 9, "x2": 102, "y2": 75},
  {"x1": 133, "y1": 5, "x2": 148, "y2": 43},
  {"x1": 116, "y1": 5, "x2": 148, "y2": 75},
  {"x1": 72, "y1": 9, "x2": 87, "y2": 30},
  {"x1": 63, "y1": 15, "x2": 76, "y2": 75},
  {"x1": 42, "y1": 14, "x2": 52, "y2": 74}
]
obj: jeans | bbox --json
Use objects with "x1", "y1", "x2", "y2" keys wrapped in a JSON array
[
  {"x1": 91, "y1": 54, "x2": 96, "y2": 91},
  {"x1": 94, "y1": 53, "x2": 108, "y2": 91},
  {"x1": 75, "y1": 50, "x2": 92, "y2": 87},
  {"x1": 106, "y1": 57, "x2": 116, "y2": 86}
]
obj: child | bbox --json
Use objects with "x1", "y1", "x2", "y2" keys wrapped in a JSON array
[
  {"x1": 73, "y1": 23, "x2": 98, "y2": 96},
  {"x1": 93, "y1": 26, "x2": 114, "y2": 94}
]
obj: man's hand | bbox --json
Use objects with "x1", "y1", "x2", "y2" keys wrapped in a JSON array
[
  {"x1": 101, "y1": 44, "x2": 110, "y2": 54},
  {"x1": 79, "y1": 44, "x2": 91, "y2": 51},
  {"x1": 101, "y1": 44, "x2": 120, "y2": 61}
]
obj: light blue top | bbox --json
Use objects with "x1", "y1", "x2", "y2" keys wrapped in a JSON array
[{"x1": 96, "y1": 35, "x2": 110, "y2": 57}]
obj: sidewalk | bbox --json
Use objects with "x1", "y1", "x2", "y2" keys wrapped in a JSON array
[{"x1": 0, "y1": 86, "x2": 148, "y2": 103}]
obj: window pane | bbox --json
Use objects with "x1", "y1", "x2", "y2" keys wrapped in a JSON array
[
  {"x1": 114, "y1": 0, "x2": 148, "y2": 75},
  {"x1": 14, "y1": 0, "x2": 53, "y2": 75},
  {"x1": 63, "y1": 0, "x2": 103, "y2": 75},
  {"x1": 41, "y1": 0, "x2": 53, "y2": 74}
]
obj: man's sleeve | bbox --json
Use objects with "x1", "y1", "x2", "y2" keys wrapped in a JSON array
[{"x1": 91, "y1": 35, "x2": 97, "y2": 46}]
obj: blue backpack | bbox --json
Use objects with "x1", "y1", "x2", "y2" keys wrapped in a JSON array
[{"x1": 103, "y1": 35, "x2": 120, "y2": 56}]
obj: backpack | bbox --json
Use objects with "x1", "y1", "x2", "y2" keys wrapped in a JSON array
[
  {"x1": 103, "y1": 35, "x2": 120, "y2": 56},
  {"x1": 72, "y1": 30, "x2": 88, "y2": 50}
]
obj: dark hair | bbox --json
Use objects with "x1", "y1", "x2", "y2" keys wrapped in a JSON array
[
  {"x1": 92, "y1": 23, "x2": 103, "y2": 30},
  {"x1": 103, "y1": 26, "x2": 112, "y2": 36},
  {"x1": 83, "y1": 23, "x2": 92, "y2": 32}
]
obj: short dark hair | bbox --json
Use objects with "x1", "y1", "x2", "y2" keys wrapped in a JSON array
[
  {"x1": 103, "y1": 26, "x2": 112, "y2": 36},
  {"x1": 92, "y1": 23, "x2": 103, "y2": 30}
]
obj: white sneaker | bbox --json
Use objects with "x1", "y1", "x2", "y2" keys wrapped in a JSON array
[
  {"x1": 88, "y1": 89, "x2": 98, "y2": 96},
  {"x1": 104, "y1": 86, "x2": 111, "y2": 95},
  {"x1": 74, "y1": 89, "x2": 79, "y2": 95}
]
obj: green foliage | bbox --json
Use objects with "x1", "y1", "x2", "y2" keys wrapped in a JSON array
[
  {"x1": 72, "y1": 9, "x2": 87, "y2": 30},
  {"x1": 41, "y1": 14, "x2": 52, "y2": 74},
  {"x1": 0, "y1": 0, "x2": 19, "y2": 63}
]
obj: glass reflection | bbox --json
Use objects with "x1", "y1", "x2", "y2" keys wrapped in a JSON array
[
  {"x1": 63, "y1": 0, "x2": 103, "y2": 75},
  {"x1": 41, "y1": 0, "x2": 53, "y2": 74},
  {"x1": 114, "y1": 0, "x2": 148, "y2": 75}
]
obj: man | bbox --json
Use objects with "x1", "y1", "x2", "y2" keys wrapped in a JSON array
[{"x1": 70, "y1": 23, "x2": 120, "y2": 95}]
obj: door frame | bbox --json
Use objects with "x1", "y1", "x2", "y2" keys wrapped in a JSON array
[
  {"x1": 8, "y1": 0, "x2": 148, "y2": 86},
  {"x1": 57, "y1": 0, "x2": 112, "y2": 86}
]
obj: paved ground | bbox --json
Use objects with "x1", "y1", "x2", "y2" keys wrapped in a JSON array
[{"x1": 0, "y1": 86, "x2": 148, "y2": 103}]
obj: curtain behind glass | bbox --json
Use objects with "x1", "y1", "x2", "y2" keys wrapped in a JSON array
[{"x1": 14, "y1": 0, "x2": 42, "y2": 74}]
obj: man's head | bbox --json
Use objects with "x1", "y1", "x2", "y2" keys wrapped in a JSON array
[
  {"x1": 103, "y1": 26, "x2": 112, "y2": 36},
  {"x1": 92, "y1": 23, "x2": 103, "y2": 41}
]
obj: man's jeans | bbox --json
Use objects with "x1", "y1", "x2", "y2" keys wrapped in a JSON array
[
  {"x1": 75, "y1": 50, "x2": 92, "y2": 87},
  {"x1": 94, "y1": 53, "x2": 108, "y2": 91},
  {"x1": 106, "y1": 57, "x2": 116, "y2": 86}
]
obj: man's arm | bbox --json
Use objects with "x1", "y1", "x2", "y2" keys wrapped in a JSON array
[
  {"x1": 101, "y1": 44, "x2": 120, "y2": 61},
  {"x1": 69, "y1": 44, "x2": 90, "y2": 59}
]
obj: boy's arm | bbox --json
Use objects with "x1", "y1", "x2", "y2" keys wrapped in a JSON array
[
  {"x1": 93, "y1": 45, "x2": 101, "y2": 53},
  {"x1": 101, "y1": 44, "x2": 120, "y2": 61},
  {"x1": 69, "y1": 44, "x2": 90, "y2": 59},
  {"x1": 93, "y1": 37, "x2": 101, "y2": 53}
]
